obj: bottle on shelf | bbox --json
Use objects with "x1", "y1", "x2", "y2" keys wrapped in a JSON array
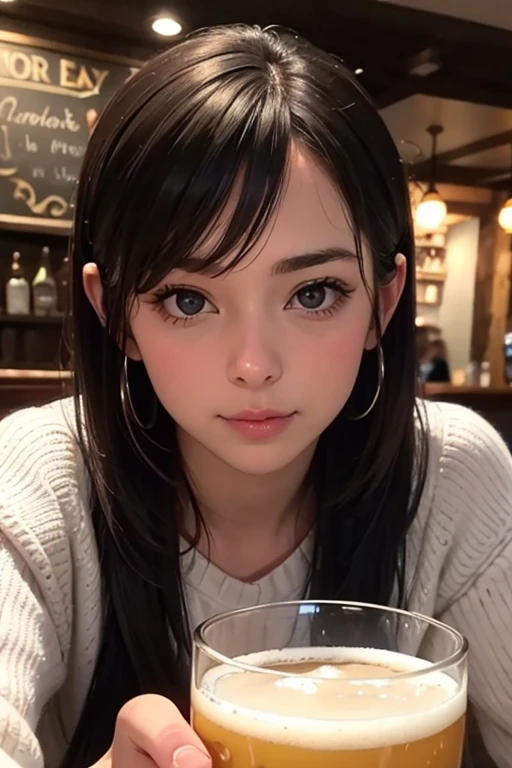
[
  {"x1": 480, "y1": 361, "x2": 491, "y2": 388},
  {"x1": 465, "y1": 361, "x2": 480, "y2": 387},
  {"x1": 423, "y1": 255, "x2": 433, "y2": 271},
  {"x1": 6, "y1": 251, "x2": 30, "y2": 315},
  {"x1": 424, "y1": 284, "x2": 439, "y2": 305},
  {"x1": 32, "y1": 246, "x2": 58, "y2": 316}
]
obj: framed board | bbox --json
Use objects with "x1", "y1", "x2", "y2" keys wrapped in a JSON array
[{"x1": 0, "y1": 31, "x2": 140, "y2": 234}]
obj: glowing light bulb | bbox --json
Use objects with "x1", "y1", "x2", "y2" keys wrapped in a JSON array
[
  {"x1": 498, "y1": 198, "x2": 512, "y2": 234},
  {"x1": 152, "y1": 16, "x2": 182, "y2": 36},
  {"x1": 415, "y1": 190, "x2": 447, "y2": 231}
]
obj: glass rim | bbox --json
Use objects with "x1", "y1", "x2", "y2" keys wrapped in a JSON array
[{"x1": 194, "y1": 599, "x2": 468, "y2": 683}]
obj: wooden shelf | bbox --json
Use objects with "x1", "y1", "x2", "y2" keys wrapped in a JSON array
[
  {"x1": 416, "y1": 271, "x2": 447, "y2": 282},
  {"x1": 0, "y1": 313, "x2": 64, "y2": 325}
]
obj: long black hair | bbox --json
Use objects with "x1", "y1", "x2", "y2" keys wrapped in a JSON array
[{"x1": 63, "y1": 24, "x2": 427, "y2": 767}]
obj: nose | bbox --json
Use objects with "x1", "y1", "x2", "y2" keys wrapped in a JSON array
[{"x1": 227, "y1": 325, "x2": 283, "y2": 390}]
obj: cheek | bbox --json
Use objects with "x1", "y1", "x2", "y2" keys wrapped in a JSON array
[
  {"x1": 291, "y1": 306, "x2": 371, "y2": 416},
  {"x1": 146, "y1": 342, "x2": 207, "y2": 393},
  {"x1": 300, "y1": 329, "x2": 366, "y2": 393},
  {"x1": 294, "y1": 305, "x2": 370, "y2": 375},
  {"x1": 131, "y1": 320, "x2": 213, "y2": 410}
]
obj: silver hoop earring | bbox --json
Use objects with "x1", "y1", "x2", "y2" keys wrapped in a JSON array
[
  {"x1": 120, "y1": 355, "x2": 158, "y2": 430},
  {"x1": 350, "y1": 345, "x2": 385, "y2": 421}
]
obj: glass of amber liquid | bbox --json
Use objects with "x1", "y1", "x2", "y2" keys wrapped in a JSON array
[{"x1": 192, "y1": 600, "x2": 467, "y2": 768}]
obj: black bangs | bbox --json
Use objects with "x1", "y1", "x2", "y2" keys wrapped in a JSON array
[
  {"x1": 74, "y1": 23, "x2": 408, "y2": 316},
  {"x1": 76, "y1": 29, "x2": 296, "y2": 303}
]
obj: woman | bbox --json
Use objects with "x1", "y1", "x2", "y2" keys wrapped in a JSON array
[{"x1": 0, "y1": 24, "x2": 511, "y2": 768}]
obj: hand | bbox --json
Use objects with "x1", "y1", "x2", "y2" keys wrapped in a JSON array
[{"x1": 91, "y1": 694, "x2": 212, "y2": 768}]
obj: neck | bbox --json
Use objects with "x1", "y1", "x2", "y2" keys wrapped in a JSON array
[{"x1": 177, "y1": 430, "x2": 316, "y2": 579}]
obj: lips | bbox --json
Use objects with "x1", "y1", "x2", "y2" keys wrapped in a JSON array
[
  {"x1": 225, "y1": 410, "x2": 293, "y2": 422},
  {"x1": 219, "y1": 411, "x2": 296, "y2": 439}
]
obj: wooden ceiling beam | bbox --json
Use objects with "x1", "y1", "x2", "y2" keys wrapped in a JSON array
[
  {"x1": 374, "y1": 80, "x2": 418, "y2": 108},
  {"x1": 0, "y1": 0, "x2": 148, "y2": 32},
  {"x1": 417, "y1": 76, "x2": 512, "y2": 111},
  {"x1": 0, "y1": 2, "x2": 155, "y2": 58},
  {"x1": 412, "y1": 165, "x2": 510, "y2": 188},
  {"x1": 376, "y1": 67, "x2": 512, "y2": 111},
  {"x1": 327, "y1": 0, "x2": 512, "y2": 50},
  {"x1": 414, "y1": 130, "x2": 512, "y2": 177}
]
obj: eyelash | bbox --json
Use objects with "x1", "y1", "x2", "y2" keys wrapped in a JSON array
[
  {"x1": 149, "y1": 278, "x2": 355, "y2": 326},
  {"x1": 149, "y1": 283, "x2": 215, "y2": 326},
  {"x1": 291, "y1": 278, "x2": 355, "y2": 319}
]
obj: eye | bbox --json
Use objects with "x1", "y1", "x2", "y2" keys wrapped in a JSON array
[
  {"x1": 287, "y1": 279, "x2": 352, "y2": 313},
  {"x1": 154, "y1": 286, "x2": 217, "y2": 322},
  {"x1": 295, "y1": 283, "x2": 331, "y2": 310},
  {"x1": 165, "y1": 289, "x2": 208, "y2": 317}
]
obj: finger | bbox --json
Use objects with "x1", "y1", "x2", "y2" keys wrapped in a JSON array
[{"x1": 113, "y1": 694, "x2": 211, "y2": 768}]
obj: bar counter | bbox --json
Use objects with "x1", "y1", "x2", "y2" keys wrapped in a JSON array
[
  {"x1": 425, "y1": 383, "x2": 512, "y2": 407},
  {"x1": 0, "y1": 369, "x2": 71, "y2": 418}
]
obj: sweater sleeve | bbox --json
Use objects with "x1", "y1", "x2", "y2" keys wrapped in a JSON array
[
  {"x1": 0, "y1": 405, "x2": 76, "y2": 768},
  {"x1": 0, "y1": 536, "x2": 65, "y2": 768},
  {"x1": 431, "y1": 404, "x2": 512, "y2": 768},
  {"x1": 442, "y1": 541, "x2": 512, "y2": 768}
]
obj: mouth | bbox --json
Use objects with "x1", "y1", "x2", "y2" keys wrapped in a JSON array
[
  {"x1": 219, "y1": 411, "x2": 296, "y2": 439},
  {"x1": 223, "y1": 410, "x2": 294, "y2": 422}
]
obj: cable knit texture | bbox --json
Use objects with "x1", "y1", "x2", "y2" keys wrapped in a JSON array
[{"x1": 0, "y1": 398, "x2": 512, "y2": 767}]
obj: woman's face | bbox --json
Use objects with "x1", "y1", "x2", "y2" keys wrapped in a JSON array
[{"x1": 89, "y1": 145, "x2": 404, "y2": 476}]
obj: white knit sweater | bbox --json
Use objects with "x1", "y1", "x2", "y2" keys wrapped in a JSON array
[{"x1": 1, "y1": 398, "x2": 512, "y2": 768}]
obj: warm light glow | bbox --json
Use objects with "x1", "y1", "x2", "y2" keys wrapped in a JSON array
[
  {"x1": 355, "y1": 68, "x2": 364, "y2": 75},
  {"x1": 152, "y1": 16, "x2": 182, "y2": 36},
  {"x1": 498, "y1": 198, "x2": 512, "y2": 233},
  {"x1": 415, "y1": 189, "x2": 447, "y2": 231},
  {"x1": 0, "y1": 0, "x2": 17, "y2": 4}
]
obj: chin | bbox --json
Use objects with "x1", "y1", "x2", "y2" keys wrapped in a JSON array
[{"x1": 214, "y1": 443, "x2": 313, "y2": 477}]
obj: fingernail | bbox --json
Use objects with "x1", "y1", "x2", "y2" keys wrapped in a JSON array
[{"x1": 171, "y1": 745, "x2": 211, "y2": 768}]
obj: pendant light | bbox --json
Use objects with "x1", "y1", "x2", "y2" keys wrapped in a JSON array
[
  {"x1": 498, "y1": 143, "x2": 512, "y2": 233},
  {"x1": 415, "y1": 125, "x2": 447, "y2": 231}
]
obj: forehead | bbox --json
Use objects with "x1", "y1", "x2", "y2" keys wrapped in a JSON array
[
  {"x1": 267, "y1": 145, "x2": 352, "y2": 244},
  {"x1": 194, "y1": 144, "x2": 358, "y2": 273}
]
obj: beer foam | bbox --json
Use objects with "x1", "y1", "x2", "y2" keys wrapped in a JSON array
[{"x1": 192, "y1": 646, "x2": 466, "y2": 750}]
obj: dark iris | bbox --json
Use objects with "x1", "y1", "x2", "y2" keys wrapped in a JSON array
[
  {"x1": 296, "y1": 284, "x2": 327, "y2": 310},
  {"x1": 175, "y1": 290, "x2": 205, "y2": 315}
]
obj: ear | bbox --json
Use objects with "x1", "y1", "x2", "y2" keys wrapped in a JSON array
[
  {"x1": 82, "y1": 263, "x2": 142, "y2": 361},
  {"x1": 365, "y1": 253, "x2": 407, "y2": 350}
]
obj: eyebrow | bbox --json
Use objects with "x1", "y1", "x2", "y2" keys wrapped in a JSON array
[
  {"x1": 179, "y1": 246, "x2": 357, "y2": 277},
  {"x1": 270, "y1": 247, "x2": 357, "y2": 276}
]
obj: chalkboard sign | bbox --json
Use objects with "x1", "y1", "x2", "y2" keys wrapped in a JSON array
[{"x1": 0, "y1": 32, "x2": 140, "y2": 233}]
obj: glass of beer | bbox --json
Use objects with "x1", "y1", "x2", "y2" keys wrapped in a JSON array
[{"x1": 192, "y1": 600, "x2": 467, "y2": 767}]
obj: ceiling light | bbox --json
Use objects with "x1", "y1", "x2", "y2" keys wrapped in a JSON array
[
  {"x1": 152, "y1": 16, "x2": 182, "y2": 36},
  {"x1": 415, "y1": 125, "x2": 447, "y2": 231},
  {"x1": 415, "y1": 191, "x2": 447, "y2": 231},
  {"x1": 499, "y1": 144, "x2": 512, "y2": 233},
  {"x1": 355, "y1": 68, "x2": 364, "y2": 75},
  {"x1": 498, "y1": 198, "x2": 512, "y2": 233}
]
